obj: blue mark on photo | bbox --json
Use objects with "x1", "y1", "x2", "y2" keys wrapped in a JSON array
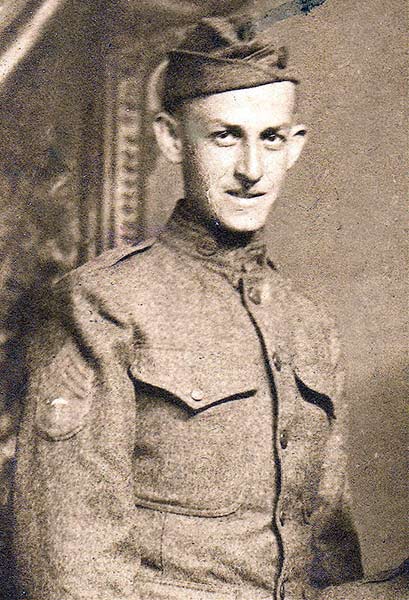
[
  {"x1": 298, "y1": 0, "x2": 327, "y2": 14},
  {"x1": 254, "y1": 0, "x2": 327, "y2": 31}
]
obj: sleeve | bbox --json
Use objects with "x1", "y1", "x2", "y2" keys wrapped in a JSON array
[
  {"x1": 318, "y1": 570, "x2": 409, "y2": 600},
  {"x1": 14, "y1": 276, "x2": 141, "y2": 600}
]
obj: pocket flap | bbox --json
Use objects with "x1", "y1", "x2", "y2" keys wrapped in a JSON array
[
  {"x1": 294, "y1": 372, "x2": 336, "y2": 422},
  {"x1": 130, "y1": 347, "x2": 257, "y2": 411}
]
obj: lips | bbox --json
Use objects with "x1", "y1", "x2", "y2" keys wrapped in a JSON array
[{"x1": 227, "y1": 190, "x2": 265, "y2": 199}]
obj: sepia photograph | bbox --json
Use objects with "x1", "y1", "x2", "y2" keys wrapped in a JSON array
[{"x1": 0, "y1": 1, "x2": 407, "y2": 599}]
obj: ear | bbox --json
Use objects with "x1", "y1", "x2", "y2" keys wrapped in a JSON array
[
  {"x1": 153, "y1": 112, "x2": 183, "y2": 164},
  {"x1": 286, "y1": 124, "x2": 307, "y2": 170}
]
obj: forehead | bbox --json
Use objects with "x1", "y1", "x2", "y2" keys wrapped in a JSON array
[{"x1": 181, "y1": 81, "x2": 297, "y2": 129}]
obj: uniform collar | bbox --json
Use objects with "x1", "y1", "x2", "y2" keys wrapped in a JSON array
[{"x1": 159, "y1": 199, "x2": 269, "y2": 289}]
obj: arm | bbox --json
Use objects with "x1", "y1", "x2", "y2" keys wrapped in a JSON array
[
  {"x1": 318, "y1": 568, "x2": 409, "y2": 600},
  {"x1": 14, "y1": 276, "x2": 140, "y2": 600}
]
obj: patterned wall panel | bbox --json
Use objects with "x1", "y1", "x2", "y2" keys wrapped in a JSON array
[{"x1": 103, "y1": 73, "x2": 144, "y2": 247}]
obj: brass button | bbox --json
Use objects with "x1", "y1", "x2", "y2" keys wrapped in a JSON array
[
  {"x1": 191, "y1": 388, "x2": 204, "y2": 401},
  {"x1": 279, "y1": 578, "x2": 288, "y2": 600},
  {"x1": 196, "y1": 238, "x2": 218, "y2": 257},
  {"x1": 256, "y1": 253, "x2": 265, "y2": 266},
  {"x1": 279, "y1": 509, "x2": 286, "y2": 527},
  {"x1": 302, "y1": 504, "x2": 313, "y2": 524},
  {"x1": 248, "y1": 287, "x2": 262, "y2": 305},
  {"x1": 272, "y1": 352, "x2": 282, "y2": 371},
  {"x1": 279, "y1": 429, "x2": 288, "y2": 450}
]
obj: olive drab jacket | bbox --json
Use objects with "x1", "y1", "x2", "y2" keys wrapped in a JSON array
[{"x1": 14, "y1": 202, "x2": 364, "y2": 600}]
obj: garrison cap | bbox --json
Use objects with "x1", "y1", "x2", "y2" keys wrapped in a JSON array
[{"x1": 163, "y1": 16, "x2": 298, "y2": 111}]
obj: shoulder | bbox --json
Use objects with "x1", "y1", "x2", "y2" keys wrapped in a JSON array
[
  {"x1": 268, "y1": 263, "x2": 342, "y2": 394},
  {"x1": 62, "y1": 237, "x2": 157, "y2": 284},
  {"x1": 36, "y1": 238, "x2": 158, "y2": 331},
  {"x1": 268, "y1": 262, "x2": 337, "y2": 336},
  {"x1": 57, "y1": 237, "x2": 159, "y2": 298}
]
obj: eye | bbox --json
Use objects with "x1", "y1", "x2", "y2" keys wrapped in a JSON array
[
  {"x1": 210, "y1": 129, "x2": 239, "y2": 147},
  {"x1": 262, "y1": 130, "x2": 287, "y2": 150}
]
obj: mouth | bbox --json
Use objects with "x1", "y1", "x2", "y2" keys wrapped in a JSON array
[{"x1": 226, "y1": 190, "x2": 266, "y2": 200}]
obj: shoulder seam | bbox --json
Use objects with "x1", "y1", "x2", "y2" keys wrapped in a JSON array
[
  {"x1": 55, "y1": 238, "x2": 157, "y2": 287},
  {"x1": 109, "y1": 237, "x2": 156, "y2": 268}
]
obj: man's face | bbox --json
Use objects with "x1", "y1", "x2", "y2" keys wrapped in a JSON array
[{"x1": 172, "y1": 82, "x2": 304, "y2": 233}]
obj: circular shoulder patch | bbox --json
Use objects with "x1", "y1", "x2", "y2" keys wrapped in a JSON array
[{"x1": 35, "y1": 394, "x2": 91, "y2": 441}]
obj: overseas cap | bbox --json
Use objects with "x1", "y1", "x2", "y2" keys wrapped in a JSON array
[{"x1": 163, "y1": 17, "x2": 298, "y2": 111}]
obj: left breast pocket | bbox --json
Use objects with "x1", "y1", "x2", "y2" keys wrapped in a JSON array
[{"x1": 129, "y1": 348, "x2": 258, "y2": 517}]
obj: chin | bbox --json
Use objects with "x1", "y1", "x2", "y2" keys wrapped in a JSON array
[{"x1": 219, "y1": 214, "x2": 266, "y2": 234}]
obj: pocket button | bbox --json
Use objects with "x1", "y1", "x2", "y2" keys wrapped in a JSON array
[
  {"x1": 279, "y1": 509, "x2": 286, "y2": 526},
  {"x1": 272, "y1": 352, "x2": 282, "y2": 371},
  {"x1": 191, "y1": 388, "x2": 204, "y2": 401},
  {"x1": 279, "y1": 429, "x2": 289, "y2": 450},
  {"x1": 248, "y1": 287, "x2": 262, "y2": 305}
]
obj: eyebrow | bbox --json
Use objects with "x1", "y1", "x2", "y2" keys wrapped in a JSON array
[{"x1": 206, "y1": 120, "x2": 292, "y2": 134}]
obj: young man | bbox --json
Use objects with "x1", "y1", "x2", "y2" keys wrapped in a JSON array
[{"x1": 14, "y1": 16, "x2": 404, "y2": 600}]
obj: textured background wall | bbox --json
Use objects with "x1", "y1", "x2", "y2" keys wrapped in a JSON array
[
  {"x1": 143, "y1": 0, "x2": 408, "y2": 576},
  {"x1": 0, "y1": 3, "x2": 105, "y2": 596}
]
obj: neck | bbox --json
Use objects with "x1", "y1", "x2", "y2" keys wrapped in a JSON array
[{"x1": 159, "y1": 199, "x2": 269, "y2": 289}]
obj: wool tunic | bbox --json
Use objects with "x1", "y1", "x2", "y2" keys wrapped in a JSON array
[{"x1": 14, "y1": 202, "x2": 364, "y2": 600}]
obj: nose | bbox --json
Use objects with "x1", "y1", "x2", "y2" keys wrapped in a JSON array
[{"x1": 234, "y1": 140, "x2": 263, "y2": 188}]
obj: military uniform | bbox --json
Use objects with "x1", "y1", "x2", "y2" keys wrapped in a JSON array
[{"x1": 14, "y1": 202, "x2": 365, "y2": 600}]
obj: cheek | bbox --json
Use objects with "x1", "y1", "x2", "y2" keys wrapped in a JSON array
[
  {"x1": 183, "y1": 149, "x2": 208, "y2": 191},
  {"x1": 195, "y1": 146, "x2": 233, "y2": 185},
  {"x1": 263, "y1": 153, "x2": 289, "y2": 187}
]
